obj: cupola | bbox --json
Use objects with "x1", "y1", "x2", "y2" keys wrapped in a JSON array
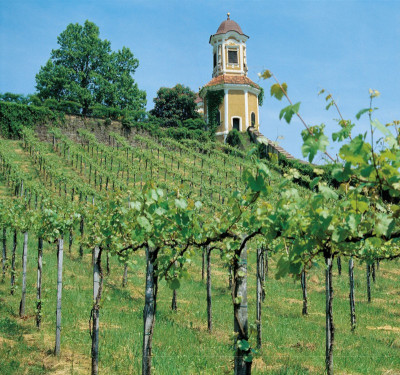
[{"x1": 209, "y1": 13, "x2": 249, "y2": 78}]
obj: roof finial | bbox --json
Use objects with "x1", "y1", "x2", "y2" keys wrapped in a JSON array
[{"x1": 227, "y1": 12, "x2": 230, "y2": 20}]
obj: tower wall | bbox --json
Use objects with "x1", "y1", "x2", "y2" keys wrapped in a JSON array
[
  {"x1": 248, "y1": 92, "x2": 259, "y2": 128},
  {"x1": 228, "y1": 90, "x2": 245, "y2": 131}
]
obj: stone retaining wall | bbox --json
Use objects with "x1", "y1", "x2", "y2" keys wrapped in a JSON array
[{"x1": 35, "y1": 115, "x2": 140, "y2": 144}]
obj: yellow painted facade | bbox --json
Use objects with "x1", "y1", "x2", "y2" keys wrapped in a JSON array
[
  {"x1": 248, "y1": 92, "x2": 258, "y2": 127},
  {"x1": 228, "y1": 90, "x2": 245, "y2": 130}
]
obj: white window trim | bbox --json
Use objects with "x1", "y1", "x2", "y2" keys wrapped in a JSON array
[
  {"x1": 251, "y1": 111, "x2": 256, "y2": 127},
  {"x1": 245, "y1": 90, "x2": 249, "y2": 130},
  {"x1": 227, "y1": 47, "x2": 239, "y2": 67},
  {"x1": 231, "y1": 116, "x2": 242, "y2": 132},
  {"x1": 224, "y1": 89, "x2": 229, "y2": 133}
]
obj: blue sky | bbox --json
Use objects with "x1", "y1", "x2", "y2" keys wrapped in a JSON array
[{"x1": 1, "y1": 0, "x2": 400, "y2": 161}]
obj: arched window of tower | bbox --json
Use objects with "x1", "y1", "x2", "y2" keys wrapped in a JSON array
[{"x1": 215, "y1": 110, "x2": 221, "y2": 127}]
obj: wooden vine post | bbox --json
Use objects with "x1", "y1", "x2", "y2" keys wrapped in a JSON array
[
  {"x1": 256, "y1": 246, "x2": 265, "y2": 348},
  {"x1": 55, "y1": 237, "x2": 64, "y2": 356},
  {"x1": 1, "y1": 228, "x2": 6, "y2": 282},
  {"x1": 366, "y1": 263, "x2": 372, "y2": 303},
  {"x1": 36, "y1": 237, "x2": 43, "y2": 329},
  {"x1": 233, "y1": 239, "x2": 251, "y2": 375},
  {"x1": 206, "y1": 246, "x2": 212, "y2": 333},
  {"x1": 142, "y1": 246, "x2": 158, "y2": 375},
  {"x1": 301, "y1": 268, "x2": 308, "y2": 316},
  {"x1": 122, "y1": 263, "x2": 128, "y2": 287},
  {"x1": 348, "y1": 257, "x2": 356, "y2": 331},
  {"x1": 91, "y1": 246, "x2": 103, "y2": 375},
  {"x1": 19, "y1": 231, "x2": 28, "y2": 317},
  {"x1": 325, "y1": 255, "x2": 334, "y2": 375},
  {"x1": 10, "y1": 230, "x2": 17, "y2": 295}
]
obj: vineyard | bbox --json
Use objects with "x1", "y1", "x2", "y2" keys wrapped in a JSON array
[{"x1": 0, "y1": 94, "x2": 400, "y2": 375}]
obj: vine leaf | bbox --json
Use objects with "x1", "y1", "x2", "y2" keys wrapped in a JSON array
[
  {"x1": 301, "y1": 125, "x2": 329, "y2": 162},
  {"x1": 371, "y1": 119, "x2": 397, "y2": 148},
  {"x1": 355, "y1": 108, "x2": 372, "y2": 120},
  {"x1": 260, "y1": 70, "x2": 272, "y2": 79},
  {"x1": 237, "y1": 339, "x2": 250, "y2": 351},
  {"x1": 271, "y1": 83, "x2": 288, "y2": 100},
  {"x1": 279, "y1": 102, "x2": 301, "y2": 124},
  {"x1": 169, "y1": 278, "x2": 180, "y2": 290},
  {"x1": 137, "y1": 215, "x2": 151, "y2": 232}
]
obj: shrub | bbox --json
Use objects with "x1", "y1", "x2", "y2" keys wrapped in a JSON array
[
  {"x1": 225, "y1": 129, "x2": 242, "y2": 148},
  {"x1": 0, "y1": 102, "x2": 64, "y2": 138},
  {"x1": 182, "y1": 118, "x2": 207, "y2": 131}
]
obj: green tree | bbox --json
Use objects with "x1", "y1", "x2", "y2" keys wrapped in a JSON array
[
  {"x1": 150, "y1": 84, "x2": 202, "y2": 128},
  {"x1": 35, "y1": 20, "x2": 146, "y2": 116},
  {"x1": 0, "y1": 92, "x2": 41, "y2": 106}
]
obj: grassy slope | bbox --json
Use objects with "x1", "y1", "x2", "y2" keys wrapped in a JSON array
[
  {"x1": 0, "y1": 233, "x2": 399, "y2": 375},
  {"x1": 0, "y1": 136, "x2": 399, "y2": 374}
]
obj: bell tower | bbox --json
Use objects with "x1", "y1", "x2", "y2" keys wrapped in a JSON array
[
  {"x1": 200, "y1": 14, "x2": 261, "y2": 140},
  {"x1": 210, "y1": 13, "x2": 249, "y2": 78}
]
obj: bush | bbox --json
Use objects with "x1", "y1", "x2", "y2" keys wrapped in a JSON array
[
  {"x1": 182, "y1": 118, "x2": 207, "y2": 131},
  {"x1": 43, "y1": 98, "x2": 59, "y2": 111},
  {"x1": 89, "y1": 104, "x2": 122, "y2": 120},
  {"x1": 225, "y1": 129, "x2": 242, "y2": 148},
  {"x1": 0, "y1": 102, "x2": 64, "y2": 138},
  {"x1": 58, "y1": 100, "x2": 81, "y2": 114}
]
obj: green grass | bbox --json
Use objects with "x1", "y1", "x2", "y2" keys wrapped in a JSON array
[{"x1": 0, "y1": 232, "x2": 399, "y2": 374}]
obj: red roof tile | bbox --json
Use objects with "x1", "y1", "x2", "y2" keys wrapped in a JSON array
[{"x1": 203, "y1": 75, "x2": 260, "y2": 89}]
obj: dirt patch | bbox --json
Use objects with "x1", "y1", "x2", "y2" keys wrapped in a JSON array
[
  {"x1": 43, "y1": 349, "x2": 90, "y2": 375},
  {"x1": 387, "y1": 289, "x2": 400, "y2": 296},
  {"x1": 289, "y1": 341, "x2": 317, "y2": 351},
  {"x1": 0, "y1": 336, "x2": 15, "y2": 347},
  {"x1": 252, "y1": 357, "x2": 267, "y2": 371},
  {"x1": 20, "y1": 331, "x2": 90, "y2": 375},
  {"x1": 310, "y1": 275, "x2": 320, "y2": 284},
  {"x1": 380, "y1": 274, "x2": 398, "y2": 282},
  {"x1": 211, "y1": 268, "x2": 229, "y2": 277},
  {"x1": 384, "y1": 268, "x2": 400, "y2": 276},
  {"x1": 77, "y1": 321, "x2": 121, "y2": 331},
  {"x1": 309, "y1": 285, "x2": 325, "y2": 293},
  {"x1": 23, "y1": 333, "x2": 36, "y2": 344},
  {"x1": 366, "y1": 325, "x2": 400, "y2": 333},
  {"x1": 381, "y1": 370, "x2": 400, "y2": 375}
]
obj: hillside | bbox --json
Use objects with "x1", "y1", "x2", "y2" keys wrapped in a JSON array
[{"x1": 0, "y1": 126, "x2": 399, "y2": 374}]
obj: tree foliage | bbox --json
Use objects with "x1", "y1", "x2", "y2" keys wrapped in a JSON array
[
  {"x1": 150, "y1": 84, "x2": 202, "y2": 128},
  {"x1": 35, "y1": 20, "x2": 146, "y2": 115},
  {"x1": 204, "y1": 89, "x2": 224, "y2": 134}
]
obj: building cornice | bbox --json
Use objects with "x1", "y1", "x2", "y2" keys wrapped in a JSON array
[
  {"x1": 210, "y1": 30, "x2": 248, "y2": 45},
  {"x1": 200, "y1": 83, "x2": 260, "y2": 98}
]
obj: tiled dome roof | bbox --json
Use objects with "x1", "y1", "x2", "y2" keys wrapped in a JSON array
[
  {"x1": 215, "y1": 19, "x2": 244, "y2": 36},
  {"x1": 210, "y1": 14, "x2": 248, "y2": 41}
]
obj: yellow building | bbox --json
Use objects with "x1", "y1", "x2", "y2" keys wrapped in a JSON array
[{"x1": 200, "y1": 14, "x2": 261, "y2": 140}]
